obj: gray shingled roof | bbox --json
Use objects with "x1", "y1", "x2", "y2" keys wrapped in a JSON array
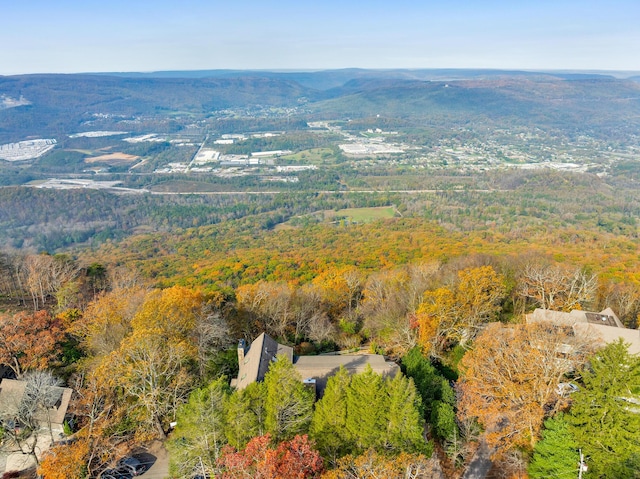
[
  {"x1": 235, "y1": 333, "x2": 294, "y2": 390},
  {"x1": 233, "y1": 333, "x2": 399, "y2": 397},
  {"x1": 294, "y1": 353, "x2": 399, "y2": 396}
]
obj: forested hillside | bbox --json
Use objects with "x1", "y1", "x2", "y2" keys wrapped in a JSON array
[
  {"x1": 2, "y1": 216, "x2": 639, "y2": 477},
  {"x1": 0, "y1": 75, "x2": 308, "y2": 142}
]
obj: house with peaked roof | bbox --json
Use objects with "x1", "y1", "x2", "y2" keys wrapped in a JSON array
[
  {"x1": 232, "y1": 332, "x2": 399, "y2": 397},
  {"x1": 526, "y1": 307, "x2": 640, "y2": 354},
  {"x1": 232, "y1": 332, "x2": 294, "y2": 391}
]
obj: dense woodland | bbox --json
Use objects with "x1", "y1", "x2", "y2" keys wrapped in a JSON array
[
  {"x1": 3, "y1": 167, "x2": 640, "y2": 254},
  {"x1": 2, "y1": 178, "x2": 640, "y2": 478},
  {"x1": 1, "y1": 226, "x2": 639, "y2": 478}
]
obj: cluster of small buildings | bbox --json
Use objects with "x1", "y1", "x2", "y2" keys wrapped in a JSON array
[
  {"x1": 339, "y1": 142, "x2": 405, "y2": 156},
  {"x1": 214, "y1": 132, "x2": 281, "y2": 145},
  {"x1": 123, "y1": 134, "x2": 166, "y2": 143}
]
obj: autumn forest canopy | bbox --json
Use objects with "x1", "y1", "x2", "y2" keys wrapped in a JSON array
[{"x1": 1, "y1": 69, "x2": 640, "y2": 478}]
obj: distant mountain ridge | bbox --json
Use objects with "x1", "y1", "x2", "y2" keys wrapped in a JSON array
[
  {"x1": 86, "y1": 68, "x2": 630, "y2": 86},
  {"x1": 0, "y1": 74, "x2": 309, "y2": 142},
  {"x1": 1, "y1": 69, "x2": 640, "y2": 143}
]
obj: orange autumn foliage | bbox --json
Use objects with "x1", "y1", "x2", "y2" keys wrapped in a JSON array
[
  {"x1": 218, "y1": 434, "x2": 324, "y2": 479},
  {"x1": 416, "y1": 266, "x2": 506, "y2": 356},
  {"x1": 0, "y1": 310, "x2": 63, "y2": 377},
  {"x1": 38, "y1": 439, "x2": 90, "y2": 479},
  {"x1": 457, "y1": 323, "x2": 597, "y2": 456}
]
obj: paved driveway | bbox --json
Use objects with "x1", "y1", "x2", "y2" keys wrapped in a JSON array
[
  {"x1": 137, "y1": 441, "x2": 169, "y2": 479},
  {"x1": 462, "y1": 438, "x2": 493, "y2": 479}
]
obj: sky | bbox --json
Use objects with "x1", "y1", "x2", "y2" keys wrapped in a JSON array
[{"x1": 1, "y1": 0, "x2": 639, "y2": 75}]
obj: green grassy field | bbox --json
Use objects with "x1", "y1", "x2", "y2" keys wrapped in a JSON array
[
  {"x1": 275, "y1": 206, "x2": 398, "y2": 230},
  {"x1": 331, "y1": 206, "x2": 397, "y2": 222},
  {"x1": 280, "y1": 148, "x2": 336, "y2": 163}
]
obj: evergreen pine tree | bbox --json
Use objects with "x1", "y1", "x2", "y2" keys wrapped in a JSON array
[
  {"x1": 346, "y1": 364, "x2": 388, "y2": 452},
  {"x1": 567, "y1": 340, "x2": 640, "y2": 479},
  {"x1": 385, "y1": 373, "x2": 429, "y2": 454},
  {"x1": 310, "y1": 366, "x2": 353, "y2": 462},
  {"x1": 528, "y1": 415, "x2": 579, "y2": 479},
  {"x1": 401, "y1": 347, "x2": 454, "y2": 414},
  {"x1": 431, "y1": 400, "x2": 456, "y2": 441},
  {"x1": 224, "y1": 381, "x2": 267, "y2": 449},
  {"x1": 264, "y1": 355, "x2": 314, "y2": 442},
  {"x1": 402, "y1": 347, "x2": 457, "y2": 442}
]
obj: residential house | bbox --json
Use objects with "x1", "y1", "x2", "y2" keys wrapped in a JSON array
[
  {"x1": 526, "y1": 307, "x2": 640, "y2": 354},
  {"x1": 232, "y1": 332, "x2": 399, "y2": 397},
  {"x1": 0, "y1": 378, "x2": 73, "y2": 429}
]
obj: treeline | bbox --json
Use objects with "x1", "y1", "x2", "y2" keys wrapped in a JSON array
[
  {"x1": 3, "y1": 168, "x2": 640, "y2": 254},
  {"x1": 94, "y1": 211, "x2": 640, "y2": 309},
  {"x1": 0, "y1": 188, "x2": 394, "y2": 251}
]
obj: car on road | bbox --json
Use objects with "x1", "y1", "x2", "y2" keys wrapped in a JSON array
[
  {"x1": 99, "y1": 468, "x2": 132, "y2": 479},
  {"x1": 119, "y1": 457, "x2": 145, "y2": 476},
  {"x1": 99, "y1": 456, "x2": 146, "y2": 479}
]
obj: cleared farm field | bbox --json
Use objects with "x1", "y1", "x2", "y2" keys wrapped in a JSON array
[
  {"x1": 329, "y1": 206, "x2": 397, "y2": 222},
  {"x1": 85, "y1": 152, "x2": 139, "y2": 165},
  {"x1": 276, "y1": 206, "x2": 398, "y2": 230}
]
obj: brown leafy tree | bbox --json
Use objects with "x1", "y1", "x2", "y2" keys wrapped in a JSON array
[
  {"x1": 86, "y1": 286, "x2": 206, "y2": 440},
  {"x1": 70, "y1": 286, "x2": 148, "y2": 356},
  {"x1": 99, "y1": 328, "x2": 196, "y2": 439},
  {"x1": 130, "y1": 285, "x2": 204, "y2": 339},
  {"x1": 596, "y1": 280, "x2": 640, "y2": 328},
  {"x1": 23, "y1": 253, "x2": 80, "y2": 310},
  {"x1": 0, "y1": 310, "x2": 64, "y2": 377},
  {"x1": 312, "y1": 266, "x2": 364, "y2": 319},
  {"x1": 217, "y1": 434, "x2": 324, "y2": 479},
  {"x1": 416, "y1": 266, "x2": 506, "y2": 357},
  {"x1": 457, "y1": 322, "x2": 596, "y2": 456},
  {"x1": 517, "y1": 262, "x2": 597, "y2": 311},
  {"x1": 321, "y1": 449, "x2": 443, "y2": 479},
  {"x1": 66, "y1": 369, "x2": 132, "y2": 478},
  {"x1": 236, "y1": 281, "x2": 296, "y2": 339},
  {"x1": 359, "y1": 263, "x2": 440, "y2": 356}
]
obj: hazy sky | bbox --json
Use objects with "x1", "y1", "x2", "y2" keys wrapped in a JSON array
[{"x1": 2, "y1": 0, "x2": 639, "y2": 75}]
